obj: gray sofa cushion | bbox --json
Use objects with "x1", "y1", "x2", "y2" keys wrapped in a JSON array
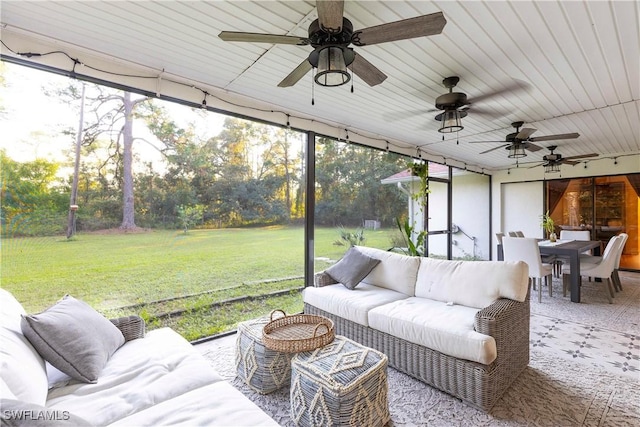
[
  {"x1": 21, "y1": 295, "x2": 125, "y2": 383},
  {"x1": 325, "y1": 247, "x2": 380, "y2": 290}
]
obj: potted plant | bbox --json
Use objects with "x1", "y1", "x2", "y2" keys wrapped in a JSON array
[{"x1": 540, "y1": 210, "x2": 557, "y2": 241}]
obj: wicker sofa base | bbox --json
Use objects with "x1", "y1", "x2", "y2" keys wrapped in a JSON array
[{"x1": 304, "y1": 303, "x2": 528, "y2": 412}]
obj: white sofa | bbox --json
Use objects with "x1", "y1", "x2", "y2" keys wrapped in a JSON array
[
  {"x1": 0, "y1": 289, "x2": 278, "y2": 426},
  {"x1": 304, "y1": 246, "x2": 530, "y2": 412}
]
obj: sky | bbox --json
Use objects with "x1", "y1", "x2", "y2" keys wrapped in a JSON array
[{"x1": 0, "y1": 62, "x2": 226, "y2": 172}]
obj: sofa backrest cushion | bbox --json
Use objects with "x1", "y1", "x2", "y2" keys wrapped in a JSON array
[
  {"x1": 415, "y1": 258, "x2": 529, "y2": 308},
  {"x1": 0, "y1": 289, "x2": 48, "y2": 406},
  {"x1": 355, "y1": 246, "x2": 420, "y2": 296}
]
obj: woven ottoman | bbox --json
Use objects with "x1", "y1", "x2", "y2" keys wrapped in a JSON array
[
  {"x1": 290, "y1": 335, "x2": 390, "y2": 427},
  {"x1": 235, "y1": 317, "x2": 293, "y2": 394}
]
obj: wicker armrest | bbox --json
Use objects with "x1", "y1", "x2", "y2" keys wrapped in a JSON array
[
  {"x1": 474, "y1": 288, "x2": 531, "y2": 363},
  {"x1": 313, "y1": 271, "x2": 338, "y2": 287},
  {"x1": 110, "y1": 315, "x2": 146, "y2": 341}
]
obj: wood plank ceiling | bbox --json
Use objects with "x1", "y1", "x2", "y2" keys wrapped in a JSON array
[{"x1": 1, "y1": 0, "x2": 638, "y2": 171}]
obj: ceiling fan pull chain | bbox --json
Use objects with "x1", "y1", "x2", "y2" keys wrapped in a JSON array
[
  {"x1": 350, "y1": 63, "x2": 354, "y2": 93},
  {"x1": 311, "y1": 69, "x2": 315, "y2": 105}
]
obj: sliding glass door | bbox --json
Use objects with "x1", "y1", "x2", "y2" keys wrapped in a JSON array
[{"x1": 546, "y1": 174, "x2": 639, "y2": 270}]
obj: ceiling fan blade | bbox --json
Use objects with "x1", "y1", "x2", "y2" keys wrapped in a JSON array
[
  {"x1": 524, "y1": 142, "x2": 544, "y2": 152},
  {"x1": 352, "y1": 12, "x2": 446, "y2": 46},
  {"x1": 562, "y1": 153, "x2": 599, "y2": 161},
  {"x1": 516, "y1": 128, "x2": 537, "y2": 140},
  {"x1": 462, "y1": 105, "x2": 506, "y2": 118},
  {"x1": 278, "y1": 60, "x2": 313, "y2": 87},
  {"x1": 316, "y1": 0, "x2": 344, "y2": 33},
  {"x1": 465, "y1": 79, "x2": 530, "y2": 104},
  {"x1": 528, "y1": 162, "x2": 544, "y2": 169},
  {"x1": 480, "y1": 144, "x2": 510, "y2": 154},
  {"x1": 219, "y1": 31, "x2": 309, "y2": 45},
  {"x1": 348, "y1": 53, "x2": 387, "y2": 86},
  {"x1": 561, "y1": 160, "x2": 580, "y2": 166},
  {"x1": 529, "y1": 133, "x2": 580, "y2": 142}
]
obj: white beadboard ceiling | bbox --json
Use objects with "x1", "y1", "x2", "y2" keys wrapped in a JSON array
[{"x1": 1, "y1": 0, "x2": 638, "y2": 171}]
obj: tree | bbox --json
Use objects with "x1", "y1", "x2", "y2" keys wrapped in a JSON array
[
  {"x1": 119, "y1": 91, "x2": 149, "y2": 230},
  {"x1": 1, "y1": 152, "x2": 67, "y2": 236},
  {"x1": 55, "y1": 84, "x2": 151, "y2": 230},
  {"x1": 315, "y1": 138, "x2": 407, "y2": 226}
]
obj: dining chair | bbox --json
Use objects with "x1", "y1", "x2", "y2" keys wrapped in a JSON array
[
  {"x1": 561, "y1": 235, "x2": 622, "y2": 303},
  {"x1": 515, "y1": 231, "x2": 525, "y2": 237},
  {"x1": 559, "y1": 230, "x2": 591, "y2": 241},
  {"x1": 508, "y1": 232, "x2": 518, "y2": 237},
  {"x1": 555, "y1": 229, "x2": 592, "y2": 278},
  {"x1": 612, "y1": 233, "x2": 629, "y2": 291},
  {"x1": 495, "y1": 233, "x2": 504, "y2": 245},
  {"x1": 503, "y1": 237, "x2": 553, "y2": 303},
  {"x1": 580, "y1": 233, "x2": 628, "y2": 292}
]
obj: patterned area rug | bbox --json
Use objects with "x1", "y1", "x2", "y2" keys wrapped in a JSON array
[
  {"x1": 198, "y1": 272, "x2": 640, "y2": 426},
  {"x1": 528, "y1": 271, "x2": 640, "y2": 381}
]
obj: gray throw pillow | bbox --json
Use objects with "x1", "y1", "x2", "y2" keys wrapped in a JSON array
[
  {"x1": 0, "y1": 399, "x2": 92, "y2": 426},
  {"x1": 21, "y1": 295, "x2": 125, "y2": 383},
  {"x1": 325, "y1": 247, "x2": 381, "y2": 290}
]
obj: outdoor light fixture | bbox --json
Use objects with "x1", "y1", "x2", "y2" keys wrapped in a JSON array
[
  {"x1": 313, "y1": 46, "x2": 351, "y2": 87},
  {"x1": 544, "y1": 162, "x2": 561, "y2": 173},
  {"x1": 508, "y1": 144, "x2": 527, "y2": 158},
  {"x1": 438, "y1": 109, "x2": 463, "y2": 133}
]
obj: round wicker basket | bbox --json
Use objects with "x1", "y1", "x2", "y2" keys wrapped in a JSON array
[{"x1": 262, "y1": 309, "x2": 335, "y2": 353}]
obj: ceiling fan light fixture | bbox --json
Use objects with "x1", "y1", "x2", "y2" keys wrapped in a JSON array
[
  {"x1": 544, "y1": 162, "x2": 561, "y2": 173},
  {"x1": 314, "y1": 46, "x2": 350, "y2": 87},
  {"x1": 438, "y1": 109, "x2": 463, "y2": 133},
  {"x1": 508, "y1": 145, "x2": 527, "y2": 158}
]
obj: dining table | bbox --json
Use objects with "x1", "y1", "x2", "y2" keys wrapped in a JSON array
[{"x1": 497, "y1": 239, "x2": 602, "y2": 303}]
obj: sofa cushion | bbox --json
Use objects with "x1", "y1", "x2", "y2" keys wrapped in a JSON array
[
  {"x1": 415, "y1": 258, "x2": 529, "y2": 308},
  {"x1": 45, "y1": 328, "x2": 226, "y2": 426},
  {"x1": 325, "y1": 247, "x2": 380, "y2": 290},
  {"x1": 109, "y1": 381, "x2": 279, "y2": 426},
  {"x1": 303, "y1": 283, "x2": 409, "y2": 326},
  {"x1": 368, "y1": 297, "x2": 497, "y2": 365},
  {"x1": 0, "y1": 399, "x2": 92, "y2": 426},
  {"x1": 355, "y1": 246, "x2": 420, "y2": 296},
  {"x1": 21, "y1": 295, "x2": 125, "y2": 384},
  {"x1": 0, "y1": 289, "x2": 48, "y2": 406}
]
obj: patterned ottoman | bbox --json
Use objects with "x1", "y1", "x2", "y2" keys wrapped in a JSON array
[
  {"x1": 235, "y1": 317, "x2": 293, "y2": 394},
  {"x1": 290, "y1": 335, "x2": 390, "y2": 427}
]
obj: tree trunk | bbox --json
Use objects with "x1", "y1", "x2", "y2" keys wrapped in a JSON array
[
  {"x1": 67, "y1": 83, "x2": 85, "y2": 238},
  {"x1": 120, "y1": 91, "x2": 136, "y2": 230}
]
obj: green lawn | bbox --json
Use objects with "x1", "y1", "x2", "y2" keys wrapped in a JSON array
[{"x1": 2, "y1": 225, "x2": 397, "y2": 340}]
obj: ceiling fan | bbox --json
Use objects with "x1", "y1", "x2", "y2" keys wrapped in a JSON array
[
  {"x1": 470, "y1": 121, "x2": 580, "y2": 158},
  {"x1": 218, "y1": 0, "x2": 446, "y2": 88},
  {"x1": 385, "y1": 76, "x2": 529, "y2": 133},
  {"x1": 528, "y1": 145, "x2": 599, "y2": 173}
]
